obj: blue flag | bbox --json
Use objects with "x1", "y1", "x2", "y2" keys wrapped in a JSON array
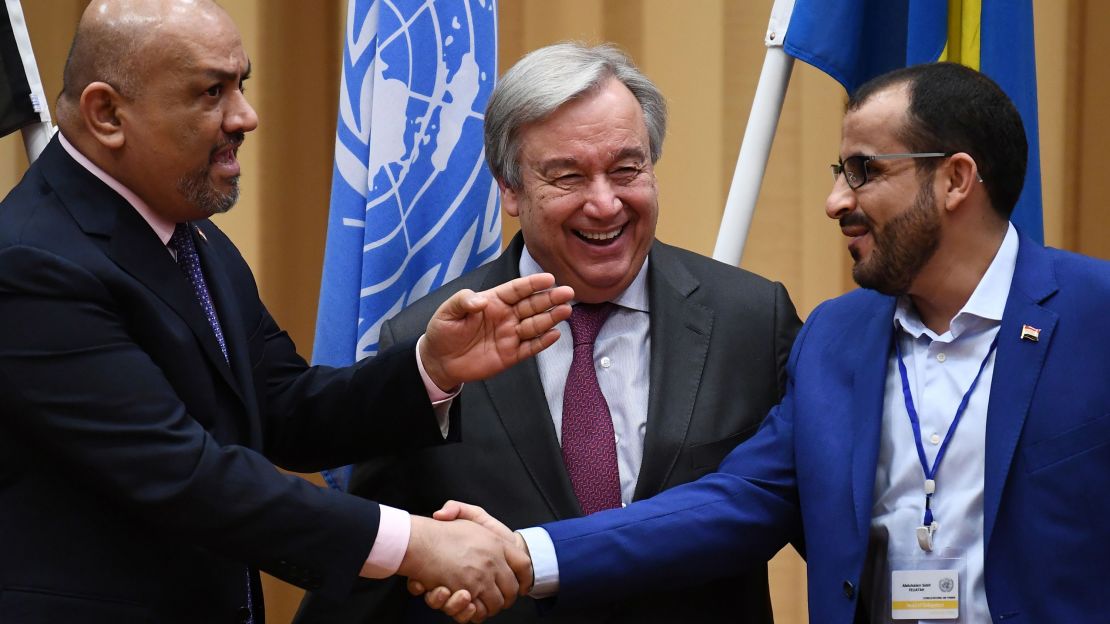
[
  {"x1": 314, "y1": 0, "x2": 500, "y2": 490},
  {"x1": 783, "y1": 0, "x2": 1043, "y2": 243}
]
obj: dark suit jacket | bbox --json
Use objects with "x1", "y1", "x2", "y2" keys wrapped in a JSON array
[
  {"x1": 0, "y1": 138, "x2": 456, "y2": 623},
  {"x1": 296, "y1": 233, "x2": 800, "y2": 623},
  {"x1": 543, "y1": 236, "x2": 1110, "y2": 623}
]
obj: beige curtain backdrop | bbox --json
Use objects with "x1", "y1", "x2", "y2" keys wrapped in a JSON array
[{"x1": 3, "y1": 1, "x2": 1106, "y2": 622}]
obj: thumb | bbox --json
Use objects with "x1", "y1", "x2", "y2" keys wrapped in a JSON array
[
  {"x1": 437, "y1": 289, "x2": 486, "y2": 321},
  {"x1": 432, "y1": 499, "x2": 466, "y2": 521}
]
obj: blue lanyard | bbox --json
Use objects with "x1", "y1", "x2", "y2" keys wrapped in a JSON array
[{"x1": 894, "y1": 333, "x2": 999, "y2": 528}]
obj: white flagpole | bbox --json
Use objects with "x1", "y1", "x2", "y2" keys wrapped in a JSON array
[
  {"x1": 6, "y1": 0, "x2": 55, "y2": 163},
  {"x1": 712, "y1": 0, "x2": 797, "y2": 266}
]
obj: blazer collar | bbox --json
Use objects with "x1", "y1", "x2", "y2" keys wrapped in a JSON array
[
  {"x1": 634, "y1": 242, "x2": 714, "y2": 500},
  {"x1": 40, "y1": 138, "x2": 245, "y2": 407},
  {"x1": 479, "y1": 234, "x2": 584, "y2": 518},
  {"x1": 983, "y1": 235, "x2": 1058, "y2": 548},
  {"x1": 849, "y1": 293, "x2": 898, "y2": 537}
]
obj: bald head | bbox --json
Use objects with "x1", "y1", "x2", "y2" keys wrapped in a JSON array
[{"x1": 58, "y1": 0, "x2": 229, "y2": 123}]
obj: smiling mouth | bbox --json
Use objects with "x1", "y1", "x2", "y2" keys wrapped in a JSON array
[{"x1": 575, "y1": 226, "x2": 624, "y2": 244}]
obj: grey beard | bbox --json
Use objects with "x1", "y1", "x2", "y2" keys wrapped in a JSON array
[{"x1": 178, "y1": 167, "x2": 239, "y2": 216}]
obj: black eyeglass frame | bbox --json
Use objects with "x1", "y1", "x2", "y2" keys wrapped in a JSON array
[{"x1": 830, "y1": 152, "x2": 953, "y2": 189}]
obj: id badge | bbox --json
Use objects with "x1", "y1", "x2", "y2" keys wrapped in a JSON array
[
  {"x1": 888, "y1": 551, "x2": 965, "y2": 622},
  {"x1": 891, "y1": 569, "x2": 958, "y2": 619}
]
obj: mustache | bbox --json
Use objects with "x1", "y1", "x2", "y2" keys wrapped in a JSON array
[
  {"x1": 211, "y1": 132, "x2": 245, "y2": 156},
  {"x1": 839, "y1": 211, "x2": 871, "y2": 230}
]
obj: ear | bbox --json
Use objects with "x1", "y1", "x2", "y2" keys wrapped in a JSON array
[
  {"x1": 78, "y1": 82, "x2": 126, "y2": 149},
  {"x1": 499, "y1": 179, "x2": 521, "y2": 218},
  {"x1": 939, "y1": 152, "x2": 979, "y2": 213}
]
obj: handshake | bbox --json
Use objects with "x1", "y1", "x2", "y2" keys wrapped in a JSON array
[{"x1": 398, "y1": 501, "x2": 534, "y2": 623}]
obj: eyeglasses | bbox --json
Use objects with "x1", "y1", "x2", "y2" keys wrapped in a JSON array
[{"x1": 831, "y1": 152, "x2": 952, "y2": 189}]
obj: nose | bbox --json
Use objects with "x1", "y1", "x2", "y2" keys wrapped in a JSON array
[
  {"x1": 225, "y1": 89, "x2": 259, "y2": 134},
  {"x1": 582, "y1": 176, "x2": 622, "y2": 219},
  {"x1": 825, "y1": 174, "x2": 856, "y2": 221}
]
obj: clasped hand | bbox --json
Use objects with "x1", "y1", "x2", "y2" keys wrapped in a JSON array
[{"x1": 400, "y1": 502, "x2": 532, "y2": 623}]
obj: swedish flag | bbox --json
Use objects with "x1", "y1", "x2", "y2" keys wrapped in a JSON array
[{"x1": 784, "y1": 0, "x2": 1043, "y2": 243}]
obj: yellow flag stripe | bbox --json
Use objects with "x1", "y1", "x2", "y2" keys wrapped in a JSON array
[
  {"x1": 892, "y1": 600, "x2": 960, "y2": 610},
  {"x1": 938, "y1": 0, "x2": 982, "y2": 70}
]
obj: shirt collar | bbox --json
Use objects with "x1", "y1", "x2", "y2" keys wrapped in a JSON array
[
  {"x1": 894, "y1": 222, "x2": 1019, "y2": 341},
  {"x1": 59, "y1": 132, "x2": 177, "y2": 245},
  {"x1": 518, "y1": 243, "x2": 651, "y2": 313}
]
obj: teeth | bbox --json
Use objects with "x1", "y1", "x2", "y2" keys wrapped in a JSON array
[{"x1": 577, "y1": 227, "x2": 622, "y2": 241}]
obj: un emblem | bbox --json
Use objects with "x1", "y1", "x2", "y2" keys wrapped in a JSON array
[
  {"x1": 938, "y1": 577, "x2": 955, "y2": 594},
  {"x1": 326, "y1": 0, "x2": 501, "y2": 361}
]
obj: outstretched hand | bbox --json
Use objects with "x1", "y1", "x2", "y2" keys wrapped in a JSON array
[
  {"x1": 406, "y1": 502, "x2": 533, "y2": 623},
  {"x1": 420, "y1": 273, "x2": 573, "y2": 391}
]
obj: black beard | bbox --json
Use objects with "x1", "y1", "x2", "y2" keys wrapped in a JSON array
[{"x1": 850, "y1": 181, "x2": 941, "y2": 296}]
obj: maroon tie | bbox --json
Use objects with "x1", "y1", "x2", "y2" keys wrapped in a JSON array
[{"x1": 561, "y1": 302, "x2": 622, "y2": 515}]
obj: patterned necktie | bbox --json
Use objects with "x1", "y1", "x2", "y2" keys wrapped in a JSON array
[
  {"x1": 169, "y1": 223, "x2": 228, "y2": 362},
  {"x1": 561, "y1": 302, "x2": 622, "y2": 515},
  {"x1": 169, "y1": 223, "x2": 250, "y2": 622}
]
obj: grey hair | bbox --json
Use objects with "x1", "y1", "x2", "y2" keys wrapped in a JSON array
[{"x1": 484, "y1": 42, "x2": 667, "y2": 190}]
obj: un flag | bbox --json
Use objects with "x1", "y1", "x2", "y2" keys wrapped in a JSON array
[{"x1": 315, "y1": 0, "x2": 501, "y2": 369}]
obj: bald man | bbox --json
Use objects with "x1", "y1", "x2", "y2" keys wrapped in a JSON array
[{"x1": 0, "y1": 1, "x2": 568, "y2": 622}]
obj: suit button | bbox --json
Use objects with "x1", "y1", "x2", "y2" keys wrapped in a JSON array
[
  {"x1": 843, "y1": 580, "x2": 855, "y2": 599},
  {"x1": 236, "y1": 606, "x2": 252, "y2": 623}
]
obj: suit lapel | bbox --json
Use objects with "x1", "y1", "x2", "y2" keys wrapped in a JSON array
[
  {"x1": 481, "y1": 235, "x2": 582, "y2": 518},
  {"x1": 192, "y1": 222, "x2": 253, "y2": 417},
  {"x1": 983, "y1": 237, "x2": 1058, "y2": 548},
  {"x1": 42, "y1": 140, "x2": 244, "y2": 408},
  {"x1": 849, "y1": 295, "x2": 897, "y2": 537},
  {"x1": 634, "y1": 244, "x2": 712, "y2": 500},
  {"x1": 109, "y1": 215, "x2": 242, "y2": 398}
]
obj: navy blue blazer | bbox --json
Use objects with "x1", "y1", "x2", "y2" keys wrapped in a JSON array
[
  {"x1": 0, "y1": 138, "x2": 455, "y2": 623},
  {"x1": 544, "y1": 235, "x2": 1110, "y2": 623}
]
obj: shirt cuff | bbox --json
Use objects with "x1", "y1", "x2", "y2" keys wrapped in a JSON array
[
  {"x1": 518, "y1": 527, "x2": 560, "y2": 598},
  {"x1": 360, "y1": 505, "x2": 411, "y2": 578},
  {"x1": 415, "y1": 334, "x2": 461, "y2": 438}
]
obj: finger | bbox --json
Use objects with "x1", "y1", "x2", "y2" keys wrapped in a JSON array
[
  {"x1": 487, "y1": 273, "x2": 558, "y2": 307},
  {"x1": 435, "y1": 500, "x2": 491, "y2": 524},
  {"x1": 440, "y1": 589, "x2": 473, "y2": 617},
  {"x1": 452, "y1": 603, "x2": 477, "y2": 624},
  {"x1": 432, "y1": 499, "x2": 465, "y2": 521},
  {"x1": 513, "y1": 327, "x2": 565, "y2": 361},
  {"x1": 511, "y1": 284, "x2": 575, "y2": 323},
  {"x1": 446, "y1": 503, "x2": 515, "y2": 541},
  {"x1": 435, "y1": 288, "x2": 486, "y2": 322},
  {"x1": 505, "y1": 540, "x2": 534, "y2": 594},
  {"x1": 486, "y1": 557, "x2": 519, "y2": 614},
  {"x1": 475, "y1": 571, "x2": 509, "y2": 618},
  {"x1": 421, "y1": 585, "x2": 452, "y2": 608},
  {"x1": 471, "y1": 598, "x2": 489, "y2": 623},
  {"x1": 407, "y1": 579, "x2": 428, "y2": 596}
]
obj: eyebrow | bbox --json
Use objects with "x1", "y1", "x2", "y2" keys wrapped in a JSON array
[
  {"x1": 203, "y1": 60, "x2": 252, "y2": 84},
  {"x1": 535, "y1": 157, "x2": 579, "y2": 176},
  {"x1": 610, "y1": 146, "x2": 647, "y2": 163},
  {"x1": 534, "y1": 147, "x2": 648, "y2": 176}
]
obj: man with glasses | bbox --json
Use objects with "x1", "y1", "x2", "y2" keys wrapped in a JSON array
[{"x1": 421, "y1": 62, "x2": 1110, "y2": 623}]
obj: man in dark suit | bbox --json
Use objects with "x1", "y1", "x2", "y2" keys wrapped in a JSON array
[
  {"x1": 0, "y1": 1, "x2": 572, "y2": 622},
  {"x1": 296, "y1": 42, "x2": 800, "y2": 624},
  {"x1": 425, "y1": 63, "x2": 1110, "y2": 623}
]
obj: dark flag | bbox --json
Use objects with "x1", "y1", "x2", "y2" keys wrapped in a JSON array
[{"x1": 0, "y1": 0, "x2": 51, "y2": 160}]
